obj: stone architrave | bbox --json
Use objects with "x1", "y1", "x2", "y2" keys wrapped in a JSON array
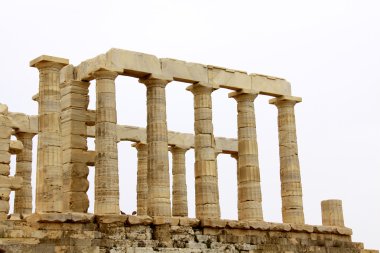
[
  {"x1": 133, "y1": 142, "x2": 148, "y2": 215},
  {"x1": 270, "y1": 96, "x2": 304, "y2": 224},
  {"x1": 14, "y1": 132, "x2": 35, "y2": 215},
  {"x1": 170, "y1": 146, "x2": 189, "y2": 217},
  {"x1": 61, "y1": 80, "x2": 90, "y2": 212},
  {"x1": 94, "y1": 70, "x2": 120, "y2": 214},
  {"x1": 187, "y1": 83, "x2": 220, "y2": 219},
  {"x1": 229, "y1": 91, "x2": 263, "y2": 221},
  {"x1": 139, "y1": 75, "x2": 172, "y2": 217},
  {"x1": 30, "y1": 55, "x2": 69, "y2": 213}
]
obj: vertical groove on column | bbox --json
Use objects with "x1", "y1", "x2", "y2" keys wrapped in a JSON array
[
  {"x1": 230, "y1": 92, "x2": 263, "y2": 221},
  {"x1": 61, "y1": 80, "x2": 90, "y2": 212},
  {"x1": 170, "y1": 146, "x2": 188, "y2": 217},
  {"x1": 94, "y1": 70, "x2": 119, "y2": 214},
  {"x1": 31, "y1": 57, "x2": 68, "y2": 213},
  {"x1": 271, "y1": 97, "x2": 304, "y2": 224},
  {"x1": 14, "y1": 133, "x2": 35, "y2": 215},
  {"x1": 134, "y1": 142, "x2": 148, "y2": 215},
  {"x1": 140, "y1": 76, "x2": 171, "y2": 217},
  {"x1": 188, "y1": 84, "x2": 220, "y2": 219}
]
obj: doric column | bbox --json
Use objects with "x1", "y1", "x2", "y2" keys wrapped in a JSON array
[
  {"x1": 169, "y1": 146, "x2": 189, "y2": 217},
  {"x1": 14, "y1": 132, "x2": 35, "y2": 215},
  {"x1": 94, "y1": 70, "x2": 119, "y2": 214},
  {"x1": 30, "y1": 55, "x2": 69, "y2": 213},
  {"x1": 61, "y1": 80, "x2": 90, "y2": 212},
  {"x1": 270, "y1": 96, "x2": 304, "y2": 224},
  {"x1": 187, "y1": 83, "x2": 220, "y2": 219},
  {"x1": 139, "y1": 75, "x2": 172, "y2": 217},
  {"x1": 229, "y1": 91, "x2": 263, "y2": 221},
  {"x1": 321, "y1": 199, "x2": 345, "y2": 227},
  {"x1": 133, "y1": 142, "x2": 148, "y2": 215}
]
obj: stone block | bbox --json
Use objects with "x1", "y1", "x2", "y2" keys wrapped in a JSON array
[
  {"x1": 200, "y1": 218, "x2": 227, "y2": 228},
  {"x1": 96, "y1": 214, "x2": 128, "y2": 224},
  {"x1": 161, "y1": 58, "x2": 208, "y2": 83},
  {"x1": 8, "y1": 140, "x2": 23, "y2": 154},
  {"x1": 251, "y1": 74, "x2": 291, "y2": 96},
  {"x1": 127, "y1": 215, "x2": 153, "y2": 225}
]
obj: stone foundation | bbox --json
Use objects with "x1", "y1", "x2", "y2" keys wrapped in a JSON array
[{"x1": 0, "y1": 214, "x2": 375, "y2": 253}]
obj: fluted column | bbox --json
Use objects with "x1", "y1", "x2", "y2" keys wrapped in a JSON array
[
  {"x1": 321, "y1": 199, "x2": 345, "y2": 227},
  {"x1": 14, "y1": 132, "x2": 35, "y2": 215},
  {"x1": 94, "y1": 70, "x2": 119, "y2": 214},
  {"x1": 187, "y1": 83, "x2": 220, "y2": 219},
  {"x1": 139, "y1": 75, "x2": 172, "y2": 217},
  {"x1": 133, "y1": 142, "x2": 148, "y2": 215},
  {"x1": 170, "y1": 146, "x2": 188, "y2": 217},
  {"x1": 230, "y1": 92, "x2": 263, "y2": 221},
  {"x1": 61, "y1": 80, "x2": 90, "y2": 212},
  {"x1": 270, "y1": 96, "x2": 304, "y2": 224},
  {"x1": 30, "y1": 56, "x2": 68, "y2": 213}
]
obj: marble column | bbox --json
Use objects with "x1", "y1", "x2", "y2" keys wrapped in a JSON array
[
  {"x1": 270, "y1": 96, "x2": 304, "y2": 224},
  {"x1": 30, "y1": 55, "x2": 68, "y2": 213},
  {"x1": 139, "y1": 75, "x2": 172, "y2": 217},
  {"x1": 187, "y1": 83, "x2": 220, "y2": 219},
  {"x1": 14, "y1": 133, "x2": 35, "y2": 215},
  {"x1": 230, "y1": 91, "x2": 263, "y2": 221},
  {"x1": 321, "y1": 199, "x2": 345, "y2": 227},
  {"x1": 133, "y1": 142, "x2": 148, "y2": 216},
  {"x1": 170, "y1": 146, "x2": 188, "y2": 217},
  {"x1": 61, "y1": 80, "x2": 90, "y2": 212},
  {"x1": 94, "y1": 70, "x2": 119, "y2": 214}
]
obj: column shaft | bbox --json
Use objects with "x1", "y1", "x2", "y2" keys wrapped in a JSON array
[
  {"x1": 61, "y1": 80, "x2": 90, "y2": 212},
  {"x1": 134, "y1": 143, "x2": 148, "y2": 215},
  {"x1": 188, "y1": 84, "x2": 220, "y2": 219},
  {"x1": 170, "y1": 146, "x2": 188, "y2": 217},
  {"x1": 94, "y1": 70, "x2": 119, "y2": 214},
  {"x1": 230, "y1": 92, "x2": 263, "y2": 221},
  {"x1": 140, "y1": 76, "x2": 171, "y2": 217},
  {"x1": 31, "y1": 57, "x2": 68, "y2": 213},
  {"x1": 270, "y1": 97, "x2": 304, "y2": 224},
  {"x1": 14, "y1": 133, "x2": 35, "y2": 214}
]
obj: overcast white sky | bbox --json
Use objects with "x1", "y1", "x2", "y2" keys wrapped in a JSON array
[{"x1": 0, "y1": 0, "x2": 379, "y2": 250}]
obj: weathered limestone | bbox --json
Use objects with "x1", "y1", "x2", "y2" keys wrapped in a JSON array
[
  {"x1": 270, "y1": 95, "x2": 304, "y2": 224},
  {"x1": 94, "y1": 70, "x2": 119, "y2": 214},
  {"x1": 169, "y1": 146, "x2": 188, "y2": 217},
  {"x1": 187, "y1": 83, "x2": 220, "y2": 219},
  {"x1": 61, "y1": 80, "x2": 90, "y2": 212},
  {"x1": 133, "y1": 142, "x2": 148, "y2": 215},
  {"x1": 139, "y1": 75, "x2": 172, "y2": 217},
  {"x1": 229, "y1": 91, "x2": 263, "y2": 221},
  {"x1": 30, "y1": 55, "x2": 69, "y2": 213},
  {"x1": 321, "y1": 199, "x2": 345, "y2": 227},
  {"x1": 0, "y1": 104, "x2": 23, "y2": 220},
  {"x1": 14, "y1": 132, "x2": 35, "y2": 215},
  {"x1": 87, "y1": 123, "x2": 238, "y2": 153}
]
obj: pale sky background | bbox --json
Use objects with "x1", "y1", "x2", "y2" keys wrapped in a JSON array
[{"x1": 0, "y1": 0, "x2": 379, "y2": 250}]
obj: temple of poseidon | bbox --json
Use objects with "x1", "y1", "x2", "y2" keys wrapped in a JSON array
[{"x1": 0, "y1": 48, "x2": 377, "y2": 252}]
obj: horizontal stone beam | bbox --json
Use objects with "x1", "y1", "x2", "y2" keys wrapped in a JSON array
[
  {"x1": 69, "y1": 48, "x2": 291, "y2": 97},
  {"x1": 87, "y1": 125, "x2": 238, "y2": 153},
  {"x1": 7, "y1": 113, "x2": 38, "y2": 134}
]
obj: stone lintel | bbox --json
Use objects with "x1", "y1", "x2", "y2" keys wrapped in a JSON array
[
  {"x1": 269, "y1": 95, "x2": 302, "y2": 104},
  {"x1": 139, "y1": 73, "x2": 173, "y2": 83},
  {"x1": 30, "y1": 55, "x2": 69, "y2": 68}
]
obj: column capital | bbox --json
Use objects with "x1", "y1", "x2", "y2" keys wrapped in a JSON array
[
  {"x1": 30, "y1": 55, "x2": 69, "y2": 70},
  {"x1": 229, "y1": 89, "x2": 259, "y2": 102},
  {"x1": 186, "y1": 83, "x2": 217, "y2": 95},
  {"x1": 92, "y1": 69, "x2": 118, "y2": 80},
  {"x1": 169, "y1": 145, "x2": 189, "y2": 154},
  {"x1": 269, "y1": 95, "x2": 302, "y2": 107},
  {"x1": 139, "y1": 73, "x2": 172, "y2": 87},
  {"x1": 132, "y1": 142, "x2": 147, "y2": 150}
]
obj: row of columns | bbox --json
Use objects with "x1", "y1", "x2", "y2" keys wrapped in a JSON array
[{"x1": 30, "y1": 56, "x2": 304, "y2": 223}]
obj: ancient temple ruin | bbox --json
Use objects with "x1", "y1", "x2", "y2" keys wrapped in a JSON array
[{"x1": 0, "y1": 49, "x2": 377, "y2": 252}]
